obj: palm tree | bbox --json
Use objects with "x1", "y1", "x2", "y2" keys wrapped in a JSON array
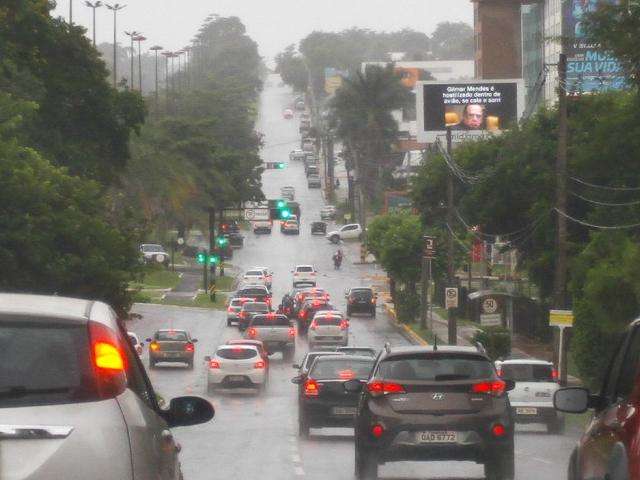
[{"x1": 330, "y1": 64, "x2": 410, "y2": 223}]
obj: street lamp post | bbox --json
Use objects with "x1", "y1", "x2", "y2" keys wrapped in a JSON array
[
  {"x1": 70, "y1": 0, "x2": 73, "y2": 25},
  {"x1": 105, "y1": 3, "x2": 126, "y2": 88},
  {"x1": 134, "y1": 35, "x2": 146, "y2": 92},
  {"x1": 124, "y1": 30, "x2": 140, "y2": 90},
  {"x1": 150, "y1": 45, "x2": 163, "y2": 110},
  {"x1": 161, "y1": 51, "x2": 173, "y2": 113},
  {"x1": 84, "y1": 1, "x2": 103, "y2": 47},
  {"x1": 183, "y1": 46, "x2": 191, "y2": 89},
  {"x1": 176, "y1": 50, "x2": 185, "y2": 94}
]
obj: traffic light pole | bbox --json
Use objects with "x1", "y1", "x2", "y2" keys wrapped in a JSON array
[
  {"x1": 209, "y1": 207, "x2": 217, "y2": 278},
  {"x1": 446, "y1": 127, "x2": 457, "y2": 345},
  {"x1": 202, "y1": 256, "x2": 208, "y2": 292}
]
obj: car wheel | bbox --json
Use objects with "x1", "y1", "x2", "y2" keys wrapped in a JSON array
[
  {"x1": 298, "y1": 411, "x2": 310, "y2": 438},
  {"x1": 227, "y1": 319, "x2": 232, "y2": 326},
  {"x1": 330, "y1": 234, "x2": 340, "y2": 244},
  {"x1": 484, "y1": 442, "x2": 514, "y2": 480},
  {"x1": 547, "y1": 414, "x2": 565, "y2": 434},
  {"x1": 149, "y1": 359, "x2": 156, "y2": 369},
  {"x1": 187, "y1": 360, "x2": 194, "y2": 370},
  {"x1": 355, "y1": 446, "x2": 378, "y2": 480}
]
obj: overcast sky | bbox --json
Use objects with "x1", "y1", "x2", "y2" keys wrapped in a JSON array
[{"x1": 53, "y1": 0, "x2": 473, "y2": 61}]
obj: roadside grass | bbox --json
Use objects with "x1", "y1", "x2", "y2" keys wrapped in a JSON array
[
  {"x1": 131, "y1": 267, "x2": 181, "y2": 290},
  {"x1": 212, "y1": 275, "x2": 235, "y2": 292},
  {"x1": 162, "y1": 293, "x2": 227, "y2": 310},
  {"x1": 433, "y1": 307, "x2": 475, "y2": 326},
  {"x1": 409, "y1": 323, "x2": 439, "y2": 344}
]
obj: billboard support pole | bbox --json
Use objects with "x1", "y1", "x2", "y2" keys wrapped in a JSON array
[{"x1": 446, "y1": 126, "x2": 457, "y2": 345}]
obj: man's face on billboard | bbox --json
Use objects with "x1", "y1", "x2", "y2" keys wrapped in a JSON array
[{"x1": 463, "y1": 104, "x2": 484, "y2": 129}]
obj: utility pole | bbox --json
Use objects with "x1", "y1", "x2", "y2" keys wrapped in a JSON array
[
  {"x1": 134, "y1": 35, "x2": 146, "y2": 93},
  {"x1": 150, "y1": 45, "x2": 163, "y2": 112},
  {"x1": 105, "y1": 4, "x2": 126, "y2": 89},
  {"x1": 124, "y1": 31, "x2": 140, "y2": 90},
  {"x1": 209, "y1": 208, "x2": 217, "y2": 279},
  {"x1": 327, "y1": 133, "x2": 335, "y2": 200},
  {"x1": 84, "y1": 1, "x2": 103, "y2": 47},
  {"x1": 161, "y1": 51, "x2": 171, "y2": 113},
  {"x1": 69, "y1": 0, "x2": 73, "y2": 25},
  {"x1": 446, "y1": 126, "x2": 457, "y2": 345},
  {"x1": 554, "y1": 53, "x2": 569, "y2": 385}
]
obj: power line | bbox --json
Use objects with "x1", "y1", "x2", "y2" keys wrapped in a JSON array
[
  {"x1": 554, "y1": 208, "x2": 640, "y2": 230},
  {"x1": 445, "y1": 223, "x2": 471, "y2": 253},
  {"x1": 454, "y1": 209, "x2": 549, "y2": 241},
  {"x1": 569, "y1": 191, "x2": 640, "y2": 207},
  {"x1": 569, "y1": 176, "x2": 640, "y2": 192}
]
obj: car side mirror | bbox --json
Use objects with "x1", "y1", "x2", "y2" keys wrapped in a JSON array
[
  {"x1": 191, "y1": 339, "x2": 198, "y2": 343},
  {"x1": 291, "y1": 376, "x2": 303, "y2": 384},
  {"x1": 145, "y1": 338, "x2": 153, "y2": 343},
  {"x1": 503, "y1": 379, "x2": 516, "y2": 392},
  {"x1": 292, "y1": 364, "x2": 301, "y2": 369},
  {"x1": 343, "y1": 379, "x2": 364, "y2": 393},
  {"x1": 204, "y1": 356, "x2": 211, "y2": 362},
  {"x1": 554, "y1": 387, "x2": 593, "y2": 414},
  {"x1": 162, "y1": 396, "x2": 215, "y2": 428}
]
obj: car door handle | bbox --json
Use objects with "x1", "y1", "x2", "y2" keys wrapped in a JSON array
[{"x1": 0, "y1": 425, "x2": 74, "y2": 439}]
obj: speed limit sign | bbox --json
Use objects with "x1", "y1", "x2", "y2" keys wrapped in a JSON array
[
  {"x1": 445, "y1": 288, "x2": 459, "y2": 309},
  {"x1": 482, "y1": 297, "x2": 498, "y2": 314}
]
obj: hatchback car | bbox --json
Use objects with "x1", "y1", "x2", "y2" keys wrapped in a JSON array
[
  {"x1": 351, "y1": 344, "x2": 515, "y2": 480},
  {"x1": 226, "y1": 339, "x2": 270, "y2": 367},
  {"x1": 243, "y1": 269, "x2": 268, "y2": 286},
  {"x1": 496, "y1": 358, "x2": 562, "y2": 433},
  {"x1": 206, "y1": 345, "x2": 267, "y2": 393},
  {"x1": 320, "y1": 205, "x2": 337, "y2": 220},
  {"x1": 0, "y1": 293, "x2": 214, "y2": 480},
  {"x1": 293, "y1": 355, "x2": 375, "y2": 437},
  {"x1": 147, "y1": 329, "x2": 197, "y2": 369},
  {"x1": 235, "y1": 284, "x2": 272, "y2": 306},
  {"x1": 292, "y1": 264, "x2": 318, "y2": 287},
  {"x1": 307, "y1": 174, "x2": 322, "y2": 188},
  {"x1": 297, "y1": 300, "x2": 337, "y2": 334},
  {"x1": 226, "y1": 297, "x2": 252, "y2": 326},
  {"x1": 238, "y1": 301, "x2": 270, "y2": 331},
  {"x1": 311, "y1": 221, "x2": 327, "y2": 235},
  {"x1": 346, "y1": 287, "x2": 377, "y2": 317},
  {"x1": 281, "y1": 219, "x2": 300, "y2": 235},
  {"x1": 308, "y1": 312, "x2": 349, "y2": 350},
  {"x1": 554, "y1": 317, "x2": 640, "y2": 480}
]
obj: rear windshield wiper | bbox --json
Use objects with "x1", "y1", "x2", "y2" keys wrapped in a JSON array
[{"x1": 0, "y1": 386, "x2": 71, "y2": 399}]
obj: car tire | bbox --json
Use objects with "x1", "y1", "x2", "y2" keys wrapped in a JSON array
[
  {"x1": 187, "y1": 360, "x2": 194, "y2": 370},
  {"x1": 298, "y1": 411, "x2": 310, "y2": 438},
  {"x1": 227, "y1": 319, "x2": 232, "y2": 326},
  {"x1": 484, "y1": 442, "x2": 514, "y2": 480},
  {"x1": 149, "y1": 359, "x2": 156, "y2": 369},
  {"x1": 547, "y1": 414, "x2": 565, "y2": 434},
  {"x1": 355, "y1": 446, "x2": 378, "y2": 480},
  {"x1": 330, "y1": 234, "x2": 340, "y2": 244}
]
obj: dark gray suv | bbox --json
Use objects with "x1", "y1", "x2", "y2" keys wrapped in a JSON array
[{"x1": 349, "y1": 344, "x2": 515, "y2": 480}]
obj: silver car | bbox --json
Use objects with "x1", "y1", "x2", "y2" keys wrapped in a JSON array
[
  {"x1": 308, "y1": 311, "x2": 349, "y2": 349},
  {"x1": 0, "y1": 293, "x2": 214, "y2": 480}
]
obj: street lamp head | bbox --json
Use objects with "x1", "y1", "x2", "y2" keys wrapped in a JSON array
[
  {"x1": 125, "y1": 30, "x2": 141, "y2": 38},
  {"x1": 84, "y1": 1, "x2": 103, "y2": 7},
  {"x1": 105, "y1": 3, "x2": 126, "y2": 11},
  {"x1": 150, "y1": 45, "x2": 163, "y2": 51},
  {"x1": 133, "y1": 35, "x2": 147, "y2": 42}
]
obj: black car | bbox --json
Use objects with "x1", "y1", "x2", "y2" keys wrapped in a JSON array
[
  {"x1": 349, "y1": 344, "x2": 515, "y2": 480},
  {"x1": 297, "y1": 299, "x2": 337, "y2": 334},
  {"x1": 226, "y1": 232, "x2": 244, "y2": 248},
  {"x1": 237, "y1": 301, "x2": 270, "y2": 331},
  {"x1": 346, "y1": 287, "x2": 377, "y2": 317},
  {"x1": 311, "y1": 222, "x2": 327, "y2": 235},
  {"x1": 293, "y1": 355, "x2": 375, "y2": 438}
]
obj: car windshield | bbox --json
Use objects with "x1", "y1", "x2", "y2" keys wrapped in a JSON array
[
  {"x1": 310, "y1": 358, "x2": 374, "y2": 381},
  {"x1": 217, "y1": 348, "x2": 257, "y2": 360},
  {"x1": 156, "y1": 331, "x2": 188, "y2": 341},
  {"x1": 141, "y1": 244, "x2": 163, "y2": 252},
  {"x1": 245, "y1": 271, "x2": 263, "y2": 276},
  {"x1": 303, "y1": 353, "x2": 343, "y2": 371},
  {"x1": 297, "y1": 267, "x2": 313, "y2": 272},
  {"x1": 314, "y1": 316, "x2": 343, "y2": 326},
  {"x1": 339, "y1": 348, "x2": 376, "y2": 357},
  {"x1": 0, "y1": 320, "x2": 99, "y2": 407},
  {"x1": 378, "y1": 354, "x2": 494, "y2": 381},
  {"x1": 501, "y1": 363, "x2": 555, "y2": 382},
  {"x1": 250, "y1": 315, "x2": 290, "y2": 326},
  {"x1": 240, "y1": 288, "x2": 268, "y2": 296}
]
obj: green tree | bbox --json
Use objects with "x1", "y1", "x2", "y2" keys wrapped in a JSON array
[
  {"x1": 275, "y1": 45, "x2": 309, "y2": 92},
  {"x1": 430, "y1": 22, "x2": 474, "y2": 60}
]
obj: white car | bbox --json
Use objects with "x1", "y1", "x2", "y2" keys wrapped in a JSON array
[
  {"x1": 292, "y1": 265, "x2": 317, "y2": 287},
  {"x1": 139, "y1": 243, "x2": 170, "y2": 265},
  {"x1": 127, "y1": 331, "x2": 143, "y2": 356},
  {"x1": 250, "y1": 266, "x2": 273, "y2": 289},
  {"x1": 281, "y1": 186, "x2": 295, "y2": 200},
  {"x1": 289, "y1": 150, "x2": 306, "y2": 161},
  {"x1": 252, "y1": 220, "x2": 273, "y2": 234},
  {"x1": 326, "y1": 224, "x2": 363, "y2": 243},
  {"x1": 243, "y1": 269, "x2": 268, "y2": 286},
  {"x1": 495, "y1": 358, "x2": 563, "y2": 433},
  {"x1": 206, "y1": 345, "x2": 267, "y2": 392},
  {"x1": 320, "y1": 205, "x2": 336, "y2": 220},
  {"x1": 226, "y1": 297, "x2": 251, "y2": 326},
  {"x1": 308, "y1": 312, "x2": 349, "y2": 350}
]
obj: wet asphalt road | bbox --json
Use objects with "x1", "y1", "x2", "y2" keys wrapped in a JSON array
[{"x1": 128, "y1": 75, "x2": 579, "y2": 480}]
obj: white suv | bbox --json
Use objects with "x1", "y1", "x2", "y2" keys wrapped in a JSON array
[
  {"x1": 326, "y1": 224, "x2": 363, "y2": 243},
  {"x1": 292, "y1": 265, "x2": 317, "y2": 287},
  {"x1": 495, "y1": 358, "x2": 563, "y2": 433}
]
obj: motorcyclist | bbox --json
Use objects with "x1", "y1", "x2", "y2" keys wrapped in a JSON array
[{"x1": 333, "y1": 249, "x2": 343, "y2": 269}]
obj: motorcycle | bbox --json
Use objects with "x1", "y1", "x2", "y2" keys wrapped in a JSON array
[{"x1": 333, "y1": 253, "x2": 343, "y2": 270}]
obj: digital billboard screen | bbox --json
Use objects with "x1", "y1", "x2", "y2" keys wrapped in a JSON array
[{"x1": 416, "y1": 79, "x2": 524, "y2": 143}]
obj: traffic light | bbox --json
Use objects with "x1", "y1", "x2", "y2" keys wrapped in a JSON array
[
  {"x1": 208, "y1": 254, "x2": 220, "y2": 265},
  {"x1": 216, "y1": 236, "x2": 229, "y2": 247},
  {"x1": 265, "y1": 162, "x2": 287, "y2": 170},
  {"x1": 196, "y1": 252, "x2": 207, "y2": 265},
  {"x1": 279, "y1": 209, "x2": 291, "y2": 219}
]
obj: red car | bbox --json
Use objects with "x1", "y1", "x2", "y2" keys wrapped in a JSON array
[
  {"x1": 283, "y1": 109, "x2": 294, "y2": 119},
  {"x1": 554, "y1": 318, "x2": 640, "y2": 480}
]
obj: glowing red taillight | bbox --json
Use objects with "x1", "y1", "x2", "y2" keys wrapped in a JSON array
[
  {"x1": 254, "y1": 360, "x2": 266, "y2": 369},
  {"x1": 309, "y1": 322, "x2": 317, "y2": 331},
  {"x1": 227, "y1": 307, "x2": 234, "y2": 313},
  {"x1": 209, "y1": 360, "x2": 221, "y2": 369},
  {"x1": 247, "y1": 327, "x2": 257, "y2": 339},
  {"x1": 339, "y1": 320, "x2": 349, "y2": 330},
  {"x1": 367, "y1": 381, "x2": 405, "y2": 397},
  {"x1": 288, "y1": 327, "x2": 296, "y2": 337},
  {"x1": 371, "y1": 424, "x2": 384, "y2": 438},
  {"x1": 185, "y1": 343, "x2": 194, "y2": 353},
  {"x1": 304, "y1": 378, "x2": 319, "y2": 396},
  {"x1": 492, "y1": 423, "x2": 506, "y2": 437},
  {"x1": 471, "y1": 380, "x2": 506, "y2": 397},
  {"x1": 88, "y1": 321, "x2": 126, "y2": 398},
  {"x1": 299, "y1": 311, "x2": 307, "y2": 319},
  {"x1": 552, "y1": 368, "x2": 559, "y2": 381},
  {"x1": 94, "y1": 342, "x2": 125, "y2": 370}
]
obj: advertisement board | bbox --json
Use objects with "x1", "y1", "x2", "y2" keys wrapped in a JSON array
[
  {"x1": 562, "y1": 0, "x2": 625, "y2": 94},
  {"x1": 325, "y1": 67, "x2": 348, "y2": 95},
  {"x1": 416, "y1": 79, "x2": 524, "y2": 143}
]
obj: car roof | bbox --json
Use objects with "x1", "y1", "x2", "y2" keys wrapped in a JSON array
[
  {"x1": 384, "y1": 345, "x2": 488, "y2": 358},
  {"x1": 295, "y1": 265, "x2": 314, "y2": 269},
  {"x1": 0, "y1": 293, "x2": 108, "y2": 324},
  {"x1": 227, "y1": 339, "x2": 265, "y2": 347},
  {"x1": 350, "y1": 287, "x2": 373, "y2": 291},
  {"x1": 313, "y1": 354, "x2": 374, "y2": 364},
  {"x1": 314, "y1": 311, "x2": 343, "y2": 317},
  {"x1": 217, "y1": 344, "x2": 259, "y2": 352},
  {"x1": 497, "y1": 358, "x2": 553, "y2": 365},
  {"x1": 239, "y1": 284, "x2": 269, "y2": 290},
  {"x1": 157, "y1": 329, "x2": 188, "y2": 334}
]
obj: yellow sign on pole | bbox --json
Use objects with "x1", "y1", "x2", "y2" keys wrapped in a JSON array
[{"x1": 549, "y1": 309, "x2": 574, "y2": 327}]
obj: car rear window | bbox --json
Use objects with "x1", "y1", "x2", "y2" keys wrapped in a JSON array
[
  {"x1": 351, "y1": 289, "x2": 373, "y2": 298},
  {"x1": 339, "y1": 348, "x2": 377, "y2": 357},
  {"x1": 230, "y1": 299, "x2": 245, "y2": 307},
  {"x1": 314, "y1": 316, "x2": 342, "y2": 326},
  {"x1": 297, "y1": 266, "x2": 313, "y2": 272},
  {"x1": 246, "y1": 271, "x2": 263, "y2": 276},
  {"x1": 501, "y1": 363, "x2": 555, "y2": 382},
  {"x1": 239, "y1": 288, "x2": 268, "y2": 296},
  {"x1": 250, "y1": 315, "x2": 290, "y2": 326},
  {"x1": 379, "y1": 354, "x2": 494, "y2": 381},
  {"x1": 243, "y1": 303, "x2": 269, "y2": 312},
  {"x1": 157, "y1": 331, "x2": 188, "y2": 341},
  {"x1": 217, "y1": 348, "x2": 257, "y2": 360},
  {"x1": 311, "y1": 358, "x2": 374, "y2": 380},
  {"x1": 0, "y1": 320, "x2": 99, "y2": 407}
]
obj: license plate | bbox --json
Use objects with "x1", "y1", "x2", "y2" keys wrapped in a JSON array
[
  {"x1": 417, "y1": 431, "x2": 458, "y2": 443},
  {"x1": 332, "y1": 407, "x2": 356, "y2": 416},
  {"x1": 516, "y1": 407, "x2": 538, "y2": 415},
  {"x1": 165, "y1": 352, "x2": 181, "y2": 357},
  {"x1": 227, "y1": 375, "x2": 246, "y2": 382}
]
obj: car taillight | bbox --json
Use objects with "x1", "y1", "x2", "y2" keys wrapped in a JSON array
[
  {"x1": 185, "y1": 343, "x2": 195, "y2": 353},
  {"x1": 471, "y1": 380, "x2": 506, "y2": 397},
  {"x1": 310, "y1": 272, "x2": 316, "y2": 276},
  {"x1": 552, "y1": 368, "x2": 559, "y2": 381},
  {"x1": 149, "y1": 342, "x2": 160, "y2": 351},
  {"x1": 492, "y1": 423, "x2": 506, "y2": 437},
  {"x1": 288, "y1": 327, "x2": 296, "y2": 337},
  {"x1": 304, "y1": 378, "x2": 319, "y2": 396},
  {"x1": 227, "y1": 307, "x2": 234, "y2": 313},
  {"x1": 284, "y1": 307, "x2": 291, "y2": 314},
  {"x1": 254, "y1": 360, "x2": 266, "y2": 369},
  {"x1": 247, "y1": 327, "x2": 257, "y2": 339},
  {"x1": 367, "y1": 381, "x2": 405, "y2": 397},
  {"x1": 299, "y1": 311, "x2": 306, "y2": 319},
  {"x1": 348, "y1": 298, "x2": 354, "y2": 304},
  {"x1": 88, "y1": 321, "x2": 126, "y2": 398},
  {"x1": 371, "y1": 424, "x2": 384, "y2": 438},
  {"x1": 339, "y1": 320, "x2": 349, "y2": 330},
  {"x1": 309, "y1": 322, "x2": 317, "y2": 330},
  {"x1": 371, "y1": 298, "x2": 376, "y2": 304},
  {"x1": 209, "y1": 360, "x2": 221, "y2": 369}
]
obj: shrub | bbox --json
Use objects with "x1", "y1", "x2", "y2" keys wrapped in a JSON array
[{"x1": 472, "y1": 326, "x2": 511, "y2": 360}]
